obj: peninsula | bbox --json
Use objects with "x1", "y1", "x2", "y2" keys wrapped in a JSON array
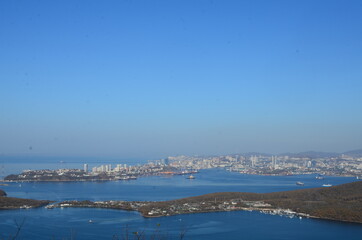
[
  {"x1": 48, "y1": 181, "x2": 362, "y2": 224},
  {"x1": 4, "y1": 149, "x2": 362, "y2": 183},
  {"x1": 0, "y1": 189, "x2": 52, "y2": 210}
]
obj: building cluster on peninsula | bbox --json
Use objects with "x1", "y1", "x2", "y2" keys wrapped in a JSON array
[
  {"x1": 3, "y1": 151, "x2": 362, "y2": 182},
  {"x1": 166, "y1": 152, "x2": 362, "y2": 176}
]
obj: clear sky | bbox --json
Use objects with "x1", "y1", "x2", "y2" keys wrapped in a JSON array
[{"x1": 1, "y1": 0, "x2": 362, "y2": 160}]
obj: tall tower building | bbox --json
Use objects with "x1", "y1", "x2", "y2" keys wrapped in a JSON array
[
  {"x1": 250, "y1": 155, "x2": 257, "y2": 167},
  {"x1": 271, "y1": 156, "x2": 277, "y2": 169},
  {"x1": 307, "y1": 160, "x2": 312, "y2": 168},
  {"x1": 83, "y1": 163, "x2": 88, "y2": 172}
]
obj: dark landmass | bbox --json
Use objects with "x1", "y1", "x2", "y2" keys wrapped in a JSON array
[
  {"x1": 0, "y1": 188, "x2": 52, "y2": 209},
  {"x1": 3, "y1": 166, "x2": 182, "y2": 182},
  {"x1": 50, "y1": 181, "x2": 362, "y2": 224},
  {"x1": 0, "y1": 189, "x2": 6, "y2": 196},
  {"x1": 4, "y1": 169, "x2": 111, "y2": 182},
  {"x1": 0, "y1": 196, "x2": 52, "y2": 210}
]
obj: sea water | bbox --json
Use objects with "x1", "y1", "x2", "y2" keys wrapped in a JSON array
[{"x1": 1, "y1": 168, "x2": 361, "y2": 239}]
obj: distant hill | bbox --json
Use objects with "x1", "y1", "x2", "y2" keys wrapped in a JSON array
[
  {"x1": 279, "y1": 151, "x2": 339, "y2": 158},
  {"x1": 238, "y1": 149, "x2": 362, "y2": 158},
  {"x1": 343, "y1": 149, "x2": 362, "y2": 157},
  {"x1": 258, "y1": 181, "x2": 362, "y2": 223}
]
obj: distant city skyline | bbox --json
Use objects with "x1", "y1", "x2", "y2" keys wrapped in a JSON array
[{"x1": 1, "y1": 1, "x2": 362, "y2": 160}]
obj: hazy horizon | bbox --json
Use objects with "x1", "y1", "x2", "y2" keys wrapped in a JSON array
[
  {"x1": 1, "y1": 1, "x2": 362, "y2": 160},
  {"x1": 1, "y1": 148, "x2": 361, "y2": 162}
]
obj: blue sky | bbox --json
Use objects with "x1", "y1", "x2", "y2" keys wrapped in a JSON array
[{"x1": 1, "y1": 0, "x2": 362, "y2": 159}]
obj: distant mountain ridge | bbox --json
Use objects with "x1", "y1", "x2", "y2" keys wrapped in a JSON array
[
  {"x1": 278, "y1": 151, "x2": 340, "y2": 158},
  {"x1": 235, "y1": 149, "x2": 362, "y2": 158},
  {"x1": 343, "y1": 149, "x2": 362, "y2": 157}
]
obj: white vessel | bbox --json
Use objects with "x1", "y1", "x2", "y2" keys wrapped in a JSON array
[{"x1": 322, "y1": 184, "x2": 332, "y2": 187}]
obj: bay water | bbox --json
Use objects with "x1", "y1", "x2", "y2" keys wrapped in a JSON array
[{"x1": 1, "y1": 164, "x2": 361, "y2": 239}]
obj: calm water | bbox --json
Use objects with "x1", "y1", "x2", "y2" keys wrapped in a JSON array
[{"x1": 1, "y1": 168, "x2": 362, "y2": 239}]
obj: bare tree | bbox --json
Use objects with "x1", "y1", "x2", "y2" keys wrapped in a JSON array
[{"x1": 7, "y1": 218, "x2": 26, "y2": 240}]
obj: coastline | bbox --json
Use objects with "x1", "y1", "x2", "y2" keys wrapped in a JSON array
[
  {"x1": 2, "y1": 171, "x2": 359, "y2": 183},
  {"x1": 41, "y1": 181, "x2": 362, "y2": 224},
  {"x1": 1, "y1": 174, "x2": 361, "y2": 225},
  {"x1": 43, "y1": 200, "x2": 362, "y2": 224},
  {"x1": 0, "y1": 196, "x2": 53, "y2": 210}
]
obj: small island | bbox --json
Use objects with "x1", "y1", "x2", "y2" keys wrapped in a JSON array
[{"x1": 46, "y1": 181, "x2": 362, "y2": 224}]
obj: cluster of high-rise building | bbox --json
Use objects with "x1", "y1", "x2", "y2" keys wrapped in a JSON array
[
  {"x1": 7, "y1": 152, "x2": 362, "y2": 182},
  {"x1": 78, "y1": 152, "x2": 362, "y2": 178},
  {"x1": 91, "y1": 164, "x2": 113, "y2": 173},
  {"x1": 165, "y1": 153, "x2": 362, "y2": 177},
  {"x1": 82, "y1": 161, "x2": 175, "y2": 177}
]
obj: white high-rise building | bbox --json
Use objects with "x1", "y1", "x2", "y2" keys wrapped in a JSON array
[
  {"x1": 84, "y1": 164, "x2": 88, "y2": 172},
  {"x1": 307, "y1": 160, "x2": 312, "y2": 168},
  {"x1": 105, "y1": 164, "x2": 112, "y2": 172},
  {"x1": 250, "y1": 155, "x2": 258, "y2": 167},
  {"x1": 271, "y1": 156, "x2": 277, "y2": 169}
]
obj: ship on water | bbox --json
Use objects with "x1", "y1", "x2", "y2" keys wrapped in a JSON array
[
  {"x1": 296, "y1": 181, "x2": 304, "y2": 186},
  {"x1": 186, "y1": 175, "x2": 195, "y2": 179}
]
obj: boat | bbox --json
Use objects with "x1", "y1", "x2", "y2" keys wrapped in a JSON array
[
  {"x1": 322, "y1": 184, "x2": 332, "y2": 187},
  {"x1": 186, "y1": 175, "x2": 195, "y2": 179},
  {"x1": 89, "y1": 219, "x2": 93, "y2": 223},
  {"x1": 296, "y1": 182, "x2": 304, "y2": 186},
  {"x1": 315, "y1": 176, "x2": 324, "y2": 180}
]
